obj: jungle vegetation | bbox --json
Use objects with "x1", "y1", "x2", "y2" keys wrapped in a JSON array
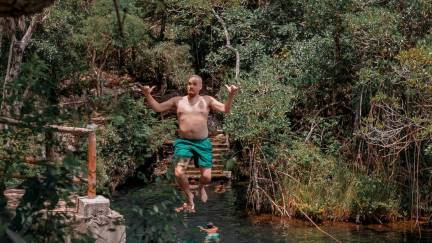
[{"x1": 0, "y1": 0, "x2": 432, "y2": 241}]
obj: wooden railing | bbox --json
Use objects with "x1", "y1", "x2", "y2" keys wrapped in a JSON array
[{"x1": 0, "y1": 116, "x2": 97, "y2": 198}]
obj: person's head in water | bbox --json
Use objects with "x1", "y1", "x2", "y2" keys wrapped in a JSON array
[
  {"x1": 187, "y1": 75, "x2": 202, "y2": 97},
  {"x1": 206, "y1": 222, "x2": 214, "y2": 229}
]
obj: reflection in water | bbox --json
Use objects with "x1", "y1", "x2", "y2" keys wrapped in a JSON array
[{"x1": 112, "y1": 182, "x2": 432, "y2": 243}]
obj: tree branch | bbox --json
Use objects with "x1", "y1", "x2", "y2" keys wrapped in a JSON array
[
  {"x1": 1, "y1": 12, "x2": 47, "y2": 116},
  {"x1": 19, "y1": 13, "x2": 43, "y2": 49},
  {"x1": 113, "y1": 0, "x2": 124, "y2": 38},
  {"x1": 212, "y1": 8, "x2": 240, "y2": 81}
]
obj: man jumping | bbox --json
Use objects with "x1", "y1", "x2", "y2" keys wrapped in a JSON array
[{"x1": 140, "y1": 75, "x2": 238, "y2": 212}]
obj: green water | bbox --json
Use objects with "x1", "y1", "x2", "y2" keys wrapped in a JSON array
[{"x1": 111, "y1": 183, "x2": 432, "y2": 242}]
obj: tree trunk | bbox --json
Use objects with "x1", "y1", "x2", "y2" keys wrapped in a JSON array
[
  {"x1": 0, "y1": 35, "x2": 16, "y2": 116},
  {"x1": 0, "y1": 28, "x2": 3, "y2": 57},
  {"x1": 5, "y1": 38, "x2": 25, "y2": 84},
  {"x1": 1, "y1": 13, "x2": 43, "y2": 116},
  {"x1": 158, "y1": 12, "x2": 166, "y2": 41},
  {"x1": 45, "y1": 130, "x2": 55, "y2": 161}
]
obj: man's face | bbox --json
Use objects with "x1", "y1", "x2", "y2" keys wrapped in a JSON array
[{"x1": 187, "y1": 77, "x2": 202, "y2": 96}]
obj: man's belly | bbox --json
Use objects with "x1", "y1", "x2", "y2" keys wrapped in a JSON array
[{"x1": 178, "y1": 115, "x2": 208, "y2": 139}]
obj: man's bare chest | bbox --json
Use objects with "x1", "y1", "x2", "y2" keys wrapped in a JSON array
[{"x1": 176, "y1": 97, "x2": 209, "y2": 115}]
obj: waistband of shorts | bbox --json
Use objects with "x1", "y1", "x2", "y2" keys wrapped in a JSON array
[{"x1": 176, "y1": 137, "x2": 209, "y2": 142}]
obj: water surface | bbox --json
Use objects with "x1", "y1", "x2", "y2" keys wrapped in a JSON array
[{"x1": 112, "y1": 183, "x2": 432, "y2": 242}]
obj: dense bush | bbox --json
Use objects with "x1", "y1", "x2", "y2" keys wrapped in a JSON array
[{"x1": 98, "y1": 94, "x2": 176, "y2": 192}]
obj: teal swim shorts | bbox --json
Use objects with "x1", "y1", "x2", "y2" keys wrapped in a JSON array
[
  {"x1": 173, "y1": 138, "x2": 213, "y2": 168},
  {"x1": 206, "y1": 233, "x2": 220, "y2": 240}
]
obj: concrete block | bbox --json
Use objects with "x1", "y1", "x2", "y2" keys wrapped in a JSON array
[{"x1": 77, "y1": 196, "x2": 110, "y2": 217}]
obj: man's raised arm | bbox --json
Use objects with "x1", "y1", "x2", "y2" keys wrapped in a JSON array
[
  {"x1": 208, "y1": 84, "x2": 239, "y2": 113},
  {"x1": 139, "y1": 85, "x2": 178, "y2": 113}
]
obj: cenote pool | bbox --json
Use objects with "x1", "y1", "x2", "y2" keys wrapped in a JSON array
[{"x1": 111, "y1": 182, "x2": 432, "y2": 242}]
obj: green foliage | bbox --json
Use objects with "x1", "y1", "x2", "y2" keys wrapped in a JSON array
[
  {"x1": 223, "y1": 57, "x2": 294, "y2": 144},
  {"x1": 98, "y1": 94, "x2": 176, "y2": 191},
  {"x1": 279, "y1": 140, "x2": 400, "y2": 223},
  {"x1": 9, "y1": 163, "x2": 83, "y2": 241},
  {"x1": 78, "y1": 8, "x2": 148, "y2": 49},
  {"x1": 297, "y1": 0, "x2": 348, "y2": 34},
  {"x1": 393, "y1": 0, "x2": 432, "y2": 42},
  {"x1": 205, "y1": 5, "x2": 298, "y2": 77},
  {"x1": 351, "y1": 175, "x2": 400, "y2": 222},
  {"x1": 344, "y1": 7, "x2": 405, "y2": 61},
  {"x1": 32, "y1": 0, "x2": 87, "y2": 71},
  {"x1": 0, "y1": 127, "x2": 89, "y2": 241},
  {"x1": 134, "y1": 42, "x2": 194, "y2": 89},
  {"x1": 2, "y1": 0, "x2": 432, "y2": 235},
  {"x1": 286, "y1": 34, "x2": 336, "y2": 86},
  {"x1": 200, "y1": 0, "x2": 431, "y2": 222}
]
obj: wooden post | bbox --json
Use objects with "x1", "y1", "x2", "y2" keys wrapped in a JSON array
[
  {"x1": 87, "y1": 131, "x2": 96, "y2": 198},
  {"x1": 0, "y1": 116, "x2": 99, "y2": 198}
]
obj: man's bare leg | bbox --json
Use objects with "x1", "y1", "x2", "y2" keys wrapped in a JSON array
[
  {"x1": 199, "y1": 167, "x2": 211, "y2": 203},
  {"x1": 174, "y1": 159, "x2": 194, "y2": 211}
]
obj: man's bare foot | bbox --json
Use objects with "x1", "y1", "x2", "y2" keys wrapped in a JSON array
[
  {"x1": 185, "y1": 204, "x2": 195, "y2": 213},
  {"x1": 175, "y1": 203, "x2": 188, "y2": 212},
  {"x1": 175, "y1": 189, "x2": 195, "y2": 212},
  {"x1": 174, "y1": 203, "x2": 195, "y2": 213},
  {"x1": 199, "y1": 185, "x2": 208, "y2": 203}
]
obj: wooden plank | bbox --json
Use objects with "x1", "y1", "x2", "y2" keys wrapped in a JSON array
[
  {"x1": 0, "y1": 116, "x2": 93, "y2": 134},
  {"x1": 187, "y1": 164, "x2": 224, "y2": 169}
]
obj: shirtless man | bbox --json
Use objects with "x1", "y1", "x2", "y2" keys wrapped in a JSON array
[
  {"x1": 199, "y1": 222, "x2": 220, "y2": 242},
  {"x1": 140, "y1": 75, "x2": 238, "y2": 212}
]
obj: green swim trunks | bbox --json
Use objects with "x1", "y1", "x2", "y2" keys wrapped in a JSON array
[
  {"x1": 205, "y1": 233, "x2": 220, "y2": 240},
  {"x1": 173, "y1": 138, "x2": 213, "y2": 168}
]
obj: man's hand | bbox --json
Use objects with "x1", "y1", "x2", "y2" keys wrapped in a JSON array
[
  {"x1": 225, "y1": 84, "x2": 239, "y2": 95},
  {"x1": 138, "y1": 84, "x2": 156, "y2": 96}
]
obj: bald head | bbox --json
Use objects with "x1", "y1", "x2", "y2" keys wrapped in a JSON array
[
  {"x1": 189, "y1": 75, "x2": 202, "y2": 85},
  {"x1": 187, "y1": 75, "x2": 203, "y2": 96}
]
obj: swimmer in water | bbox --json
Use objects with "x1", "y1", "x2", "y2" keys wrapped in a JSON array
[{"x1": 199, "y1": 222, "x2": 220, "y2": 242}]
